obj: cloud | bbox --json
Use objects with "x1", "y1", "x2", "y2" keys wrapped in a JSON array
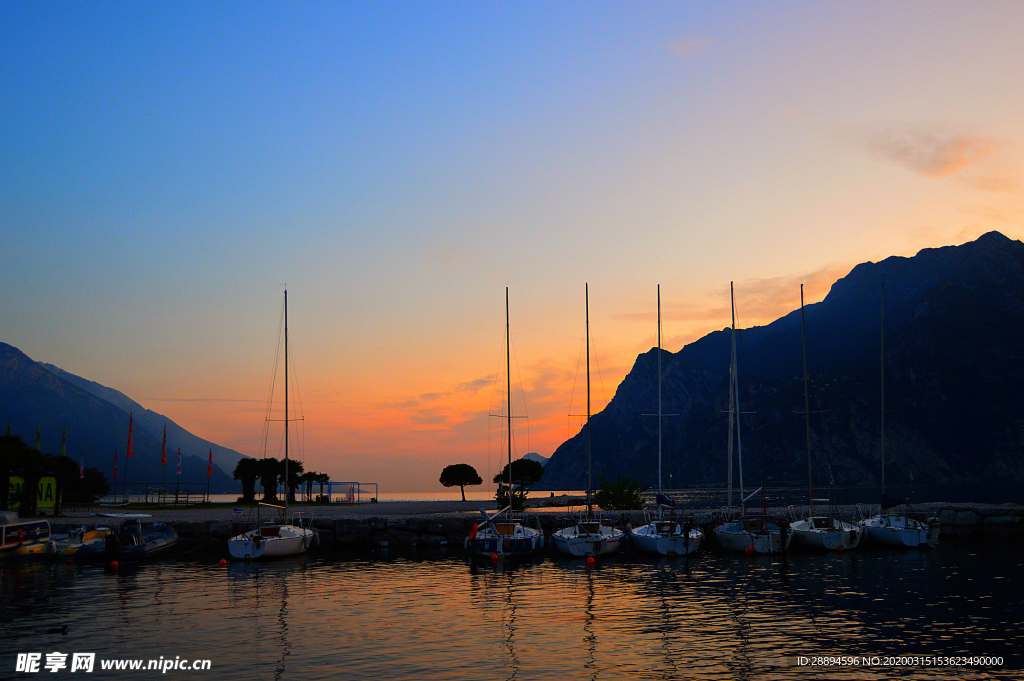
[
  {"x1": 667, "y1": 37, "x2": 713, "y2": 58},
  {"x1": 843, "y1": 125, "x2": 999, "y2": 179}
]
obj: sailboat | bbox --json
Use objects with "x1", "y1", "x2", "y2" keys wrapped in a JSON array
[
  {"x1": 552, "y1": 284, "x2": 625, "y2": 558},
  {"x1": 789, "y1": 284, "x2": 863, "y2": 550},
  {"x1": 228, "y1": 290, "x2": 317, "y2": 560},
  {"x1": 857, "y1": 280, "x2": 939, "y2": 548},
  {"x1": 713, "y1": 283, "x2": 792, "y2": 554},
  {"x1": 468, "y1": 288, "x2": 544, "y2": 558},
  {"x1": 628, "y1": 285, "x2": 702, "y2": 556}
]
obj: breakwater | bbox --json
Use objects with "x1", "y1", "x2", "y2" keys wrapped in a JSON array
[{"x1": 45, "y1": 501, "x2": 1024, "y2": 556}]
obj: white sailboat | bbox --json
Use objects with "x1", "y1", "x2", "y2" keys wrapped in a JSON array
[
  {"x1": 713, "y1": 283, "x2": 792, "y2": 554},
  {"x1": 789, "y1": 285, "x2": 863, "y2": 550},
  {"x1": 628, "y1": 285, "x2": 702, "y2": 556},
  {"x1": 552, "y1": 284, "x2": 625, "y2": 558},
  {"x1": 228, "y1": 290, "x2": 317, "y2": 560},
  {"x1": 858, "y1": 280, "x2": 939, "y2": 548},
  {"x1": 468, "y1": 288, "x2": 544, "y2": 558}
]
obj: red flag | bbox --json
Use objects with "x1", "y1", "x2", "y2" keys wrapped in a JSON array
[
  {"x1": 207, "y1": 449, "x2": 213, "y2": 479},
  {"x1": 161, "y1": 425, "x2": 167, "y2": 466},
  {"x1": 177, "y1": 448, "x2": 181, "y2": 476},
  {"x1": 113, "y1": 449, "x2": 118, "y2": 482},
  {"x1": 80, "y1": 453, "x2": 85, "y2": 480},
  {"x1": 126, "y1": 414, "x2": 134, "y2": 458}
]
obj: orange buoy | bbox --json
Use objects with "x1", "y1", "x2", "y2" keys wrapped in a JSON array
[
  {"x1": 491, "y1": 553, "x2": 499, "y2": 562},
  {"x1": 586, "y1": 556, "x2": 595, "y2": 566},
  {"x1": 219, "y1": 558, "x2": 228, "y2": 567},
  {"x1": 110, "y1": 561, "x2": 119, "y2": 570},
  {"x1": 837, "y1": 546, "x2": 845, "y2": 554},
  {"x1": 745, "y1": 546, "x2": 754, "y2": 555}
]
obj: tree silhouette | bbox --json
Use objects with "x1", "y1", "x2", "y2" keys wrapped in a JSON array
[
  {"x1": 439, "y1": 463, "x2": 483, "y2": 501},
  {"x1": 233, "y1": 457, "x2": 260, "y2": 502}
]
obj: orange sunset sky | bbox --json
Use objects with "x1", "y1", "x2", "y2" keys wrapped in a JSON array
[{"x1": 2, "y1": 3, "x2": 1022, "y2": 490}]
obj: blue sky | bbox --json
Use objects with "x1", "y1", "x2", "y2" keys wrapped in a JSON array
[{"x1": 3, "y1": 2, "x2": 1022, "y2": 489}]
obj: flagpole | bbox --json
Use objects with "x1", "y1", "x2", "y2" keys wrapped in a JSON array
[{"x1": 124, "y1": 413, "x2": 133, "y2": 503}]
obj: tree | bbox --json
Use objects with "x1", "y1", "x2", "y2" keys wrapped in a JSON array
[
  {"x1": 258, "y1": 457, "x2": 280, "y2": 501},
  {"x1": 233, "y1": 457, "x2": 260, "y2": 502},
  {"x1": 593, "y1": 475, "x2": 648, "y2": 510},
  {"x1": 492, "y1": 458, "x2": 545, "y2": 510},
  {"x1": 284, "y1": 459, "x2": 304, "y2": 502},
  {"x1": 439, "y1": 463, "x2": 483, "y2": 501}
]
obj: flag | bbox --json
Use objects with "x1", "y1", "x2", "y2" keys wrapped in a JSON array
[
  {"x1": 161, "y1": 425, "x2": 167, "y2": 466},
  {"x1": 113, "y1": 449, "x2": 118, "y2": 482},
  {"x1": 176, "y1": 448, "x2": 181, "y2": 476},
  {"x1": 909, "y1": 470, "x2": 914, "y2": 483},
  {"x1": 62, "y1": 427, "x2": 67, "y2": 457},
  {"x1": 126, "y1": 414, "x2": 134, "y2": 458},
  {"x1": 80, "y1": 453, "x2": 85, "y2": 480},
  {"x1": 207, "y1": 449, "x2": 212, "y2": 479}
]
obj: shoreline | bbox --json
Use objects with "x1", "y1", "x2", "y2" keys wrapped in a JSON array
[{"x1": 18, "y1": 500, "x2": 1022, "y2": 557}]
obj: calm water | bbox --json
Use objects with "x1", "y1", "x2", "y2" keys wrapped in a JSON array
[{"x1": 2, "y1": 543, "x2": 1021, "y2": 680}]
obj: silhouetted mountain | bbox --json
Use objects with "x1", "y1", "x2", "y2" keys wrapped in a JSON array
[
  {"x1": 0, "y1": 343, "x2": 238, "y2": 492},
  {"x1": 523, "y1": 452, "x2": 549, "y2": 467},
  {"x1": 537, "y1": 231, "x2": 1024, "y2": 492}
]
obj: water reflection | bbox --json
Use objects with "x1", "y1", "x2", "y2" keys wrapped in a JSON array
[{"x1": 0, "y1": 545, "x2": 1021, "y2": 680}]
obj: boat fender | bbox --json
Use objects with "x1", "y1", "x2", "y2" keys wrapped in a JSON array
[
  {"x1": 313, "y1": 531, "x2": 320, "y2": 547},
  {"x1": 538, "y1": 534, "x2": 544, "y2": 549},
  {"x1": 530, "y1": 536, "x2": 536, "y2": 551},
  {"x1": 464, "y1": 536, "x2": 470, "y2": 550},
  {"x1": 469, "y1": 523, "x2": 478, "y2": 541}
]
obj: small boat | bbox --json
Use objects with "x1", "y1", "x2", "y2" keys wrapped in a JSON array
[
  {"x1": 228, "y1": 510, "x2": 317, "y2": 560},
  {"x1": 227, "y1": 290, "x2": 316, "y2": 560},
  {"x1": 859, "y1": 508, "x2": 938, "y2": 548},
  {"x1": 0, "y1": 519, "x2": 51, "y2": 556},
  {"x1": 712, "y1": 284, "x2": 791, "y2": 554},
  {"x1": 467, "y1": 289, "x2": 543, "y2": 559},
  {"x1": 628, "y1": 286, "x2": 702, "y2": 557},
  {"x1": 857, "y1": 280, "x2": 938, "y2": 549},
  {"x1": 112, "y1": 520, "x2": 178, "y2": 560},
  {"x1": 789, "y1": 285, "x2": 862, "y2": 551},
  {"x1": 470, "y1": 507, "x2": 544, "y2": 558},
  {"x1": 45, "y1": 526, "x2": 114, "y2": 559},
  {"x1": 553, "y1": 284, "x2": 624, "y2": 558}
]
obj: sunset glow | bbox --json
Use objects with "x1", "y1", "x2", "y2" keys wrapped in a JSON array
[{"x1": 2, "y1": 3, "x2": 1022, "y2": 490}]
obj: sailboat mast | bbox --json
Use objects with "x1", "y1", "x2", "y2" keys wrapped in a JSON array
[
  {"x1": 657, "y1": 284, "x2": 662, "y2": 496},
  {"x1": 284, "y1": 289, "x2": 289, "y2": 513},
  {"x1": 801, "y1": 284, "x2": 813, "y2": 513},
  {"x1": 586, "y1": 283, "x2": 592, "y2": 517},
  {"x1": 732, "y1": 282, "x2": 745, "y2": 512},
  {"x1": 727, "y1": 283, "x2": 735, "y2": 514},
  {"x1": 880, "y1": 279, "x2": 886, "y2": 498},
  {"x1": 506, "y1": 287, "x2": 512, "y2": 505}
]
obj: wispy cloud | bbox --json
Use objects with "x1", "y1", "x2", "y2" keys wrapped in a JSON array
[
  {"x1": 842, "y1": 125, "x2": 999, "y2": 179},
  {"x1": 667, "y1": 37, "x2": 713, "y2": 58}
]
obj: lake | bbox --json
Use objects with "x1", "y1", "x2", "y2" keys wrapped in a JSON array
[{"x1": 2, "y1": 540, "x2": 1021, "y2": 680}]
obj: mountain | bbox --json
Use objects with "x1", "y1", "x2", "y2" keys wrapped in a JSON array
[
  {"x1": 0, "y1": 343, "x2": 238, "y2": 492},
  {"x1": 537, "y1": 231, "x2": 1024, "y2": 491},
  {"x1": 523, "y1": 452, "x2": 549, "y2": 467}
]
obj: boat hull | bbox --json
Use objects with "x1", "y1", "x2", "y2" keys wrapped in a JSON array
[
  {"x1": 118, "y1": 524, "x2": 179, "y2": 560},
  {"x1": 859, "y1": 514, "x2": 938, "y2": 548},
  {"x1": 629, "y1": 523, "x2": 703, "y2": 556},
  {"x1": 228, "y1": 525, "x2": 315, "y2": 560},
  {"x1": 791, "y1": 518, "x2": 863, "y2": 550},
  {"x1": 714, "y1": 519, "x2": 792, "y2": 554},
  {"x1": 469, "y1": 520, "x2": 543, "y2": 558},
  {"x1": 552, "y1": 525, "x2": 624, "y2": 557}
]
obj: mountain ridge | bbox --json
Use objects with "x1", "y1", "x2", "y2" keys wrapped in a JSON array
[{"x1": 536, "y1": 231, "x2": 1024, "y2": 492}]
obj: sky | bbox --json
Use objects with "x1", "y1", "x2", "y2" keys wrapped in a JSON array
[{"x1": 2, "y1": 3, "x2": 1022, "y2": 491}]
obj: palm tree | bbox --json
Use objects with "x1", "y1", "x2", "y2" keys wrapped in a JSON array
[{"x1": 233, "y1": 458, "x2": 260, "y2": 502}]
